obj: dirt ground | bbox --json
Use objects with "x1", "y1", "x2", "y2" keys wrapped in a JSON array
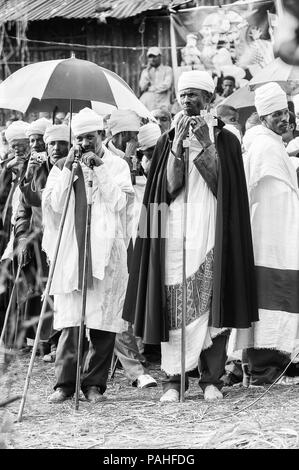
[{"x1": 1, "y1": 352, "x2": 299, "y2": 450}]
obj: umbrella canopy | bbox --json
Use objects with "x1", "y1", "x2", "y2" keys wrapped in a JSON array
[
  {"x1": 220, "y1": 85, "x2": 254, "y2": 109},
  {"x1": 0, "y1": 57, "x2": 153, "y2": 119},
  {"x1": 249, "y1": 57, "x2": 299, "y2": 95}
]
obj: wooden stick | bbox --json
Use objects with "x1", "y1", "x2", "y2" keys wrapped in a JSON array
[
  {"x1": 75, "y1": 165, "x2": 93, "y2": 410},
  {"x1": 180, "y1": 129, "x2": 190, "y2": 403}
]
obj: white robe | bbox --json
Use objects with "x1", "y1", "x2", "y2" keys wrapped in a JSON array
[
  {"x1": 231, "y1": 125, "x2": 299, "y2": 356},
  {"x1": 42, "y1": 145, "x2": 134, "y2": 333},
  {"x1": 106, "y1": 140, "x2": 147, "y2": 243}
]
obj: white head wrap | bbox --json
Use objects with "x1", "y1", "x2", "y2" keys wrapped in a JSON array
[
  {"x1": 26, "y1": 117, "x2": 51, "y2": 137},
  {"x1": 5, "y1": 121, "x2": 30, "y2": 143},
  {"x1": 138, "y1": 123, "x2": 161, "y2": 150},
  {"x1": 254, "y1": 82, "x2": 288, "y2": 117},
  {"x1": 71, "y1": 108, "x2": 104, "y2": 137},
  {"x1": 178, "y1": 71, "x2": 215, "y2": 94},
  {"x1": 44, "y1": 124, "x2": 69, "y2": 145},
  {"x1": 107, "y1": 109, "x2": 141, "y2": 136}
]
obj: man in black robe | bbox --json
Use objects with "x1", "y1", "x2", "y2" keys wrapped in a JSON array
[{"x1": 123, "y1": 70, "x2": 258, "y2": 402}]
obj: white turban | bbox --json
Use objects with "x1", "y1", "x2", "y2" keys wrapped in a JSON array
[
  {"x1": 5, "y1": 121, "x2": 30, "y2": 143},
  {"x1": 107, "y1": 109, "x2": 141, "y2": 136},
  {"x1": 44, "y1": 124, "x2": 69, "y2": 145},
  {"x1": 71, "y1": 108, "x2": 104, "y2": 137},
  {"x1": 138, "y1": 123, "x2": 161, "y2": 150},
  {"x1": 26, "y1": 117, "x2": 51, "y2": 137},
  {"x1": 254, "y1": 82, "x2": 288, "y2": 117},
  {"x1": 178, "y1": 71, "x2": 215, "y2": 94}
]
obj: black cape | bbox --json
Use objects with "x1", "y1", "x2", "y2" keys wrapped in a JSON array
[{"x1": 123, "y1": 123, "x2": 258, "y2": 344}]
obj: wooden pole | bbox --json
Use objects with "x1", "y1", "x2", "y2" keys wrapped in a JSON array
[
  {"x1": 180, "y1": 129, "x2": 190, "y2": 403},
  {"x1": 74, "y1": 165, "x2": 93, "y2": 410}
]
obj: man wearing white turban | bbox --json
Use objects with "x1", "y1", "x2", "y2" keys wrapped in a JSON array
[
  {"x1": 1, "y1": 120, "x2": 30, "y2": 263},
  {"x1": 232, "y1": 82, "x2": 299, "y2": 386},
  {"x1": 123, "y1": 70, "x2": 258, "y2": 402},
  {"x1": 0, "y1": 120, "x2": 30, "y2": 352},
  {"x1": 14, "y1": 123, "x2": 70, "y2": 360},
  {"x1": 105, "y1": 110, "x2": 158, "y2": 390},
  {"x1": 42, "y1": 108, "x2": 135, "y2": 403}
]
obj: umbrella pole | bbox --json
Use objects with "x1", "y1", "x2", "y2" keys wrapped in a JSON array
[
  {"x1": 75, "y1": 165, "x2": 93, "y2": 410},
  {"x1": 17, "y1": 159, "x2": 78, "y2": 422},
  {"x1": 180, "y1": 130, "x2": 190, "y2": 403},
  {"x1": 68, "y1": 99, "x2": 73, "y2": 152}
]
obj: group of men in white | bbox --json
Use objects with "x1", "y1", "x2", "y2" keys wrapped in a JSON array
[{"x1": 1, "y1": 69, "x2": 299, "y2": 405}]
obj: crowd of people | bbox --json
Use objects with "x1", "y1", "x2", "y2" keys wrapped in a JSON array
[{"x1": 1, "y1": 52, "x2": 299, "y2": 406}]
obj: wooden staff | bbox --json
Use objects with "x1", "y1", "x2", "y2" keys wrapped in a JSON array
[
  {"x1": 180, "y1": 126, "x2": 190, "y2": 403},
  {"x1": 17, "y1": 158, "x2": 78, "y2": 422},
  {"x1": 75, "y1": 163, "x2": 94, "y2": 410}
]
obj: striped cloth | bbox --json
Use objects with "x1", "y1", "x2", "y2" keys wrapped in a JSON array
[{"x1": 232, "y1": 125, "x2": 299, "y2": 356}]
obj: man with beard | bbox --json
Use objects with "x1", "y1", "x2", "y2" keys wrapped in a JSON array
[
  {"x1": 14, "y1": 123, "x2": 69, "y2": 359},
  {"x1": 106, "y1": 109, "x2": 157, "y2": 389},
  {"x1": 42, "y1": 108, "x2": 134, "y2": 403},
  {"x1": 0, "y1": 121, "x2": 30, "y2": 349},
  {"x1": 233, "y1": 82, "x2": 299, "y2": 386},
  {"x1": 123, "y1": 70, "x2": 258, "y2": 402}
]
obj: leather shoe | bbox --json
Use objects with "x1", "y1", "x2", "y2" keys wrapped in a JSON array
[
  {"x1": 84, "y1": 386, "x2": 106, "y2": 403},
  {"x1": 48, "y1": 388, "x2": 72, "y2": 403}
]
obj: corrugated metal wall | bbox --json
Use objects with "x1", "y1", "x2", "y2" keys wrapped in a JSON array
[{"x1": 1, "y1": 16, "x2": 172, "y2": 97}]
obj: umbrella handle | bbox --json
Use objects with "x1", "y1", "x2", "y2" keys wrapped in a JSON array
[{"x1": 75, "y1": 165, "x2": 93, "y2": 410}]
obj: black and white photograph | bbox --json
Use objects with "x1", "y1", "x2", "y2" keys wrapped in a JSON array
[{"x1": 0, "y1": 0, "x2": 299, "y2": 455}]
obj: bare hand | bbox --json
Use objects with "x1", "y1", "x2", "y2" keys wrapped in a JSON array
[
  {"x1": 27, "y1": 152, "x2": 44, "y2": 169},
  {"x1": 125, "y1": 139, "x2": 138, "y2": 158},
  {"x1": 174, "y1": 114, "x2": 193, "y2": 143},
  {"x1": 64, "y1": 147, "x2": 76, "y2": 170},
  {"x1": 14, "y1": 151, "x2": 28, "y2": 166},
  {"x1": 81, "y1": 151, "x2": 103, "y2": 168},
  {"x1": 190, "y1": 116, "x2": 212, "y2": 148}
]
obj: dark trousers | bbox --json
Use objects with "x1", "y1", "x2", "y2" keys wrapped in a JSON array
[
  {"x1": 162, "y1": 330, "x2": 229, "y2": 393},
  {"x1": 244, "y1": 348, "x2": 290, "y2": 385},
  {"x1": 54, "y1": 327, "x2": 116, "y2": 395}
]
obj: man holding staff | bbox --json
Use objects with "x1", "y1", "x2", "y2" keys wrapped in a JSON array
[
  {"x1": 123, "y1": 70, "x2": 258, "y2": 402},
  {"x1": 42, "y1": 108, "x2": 134, "y2": 404}
]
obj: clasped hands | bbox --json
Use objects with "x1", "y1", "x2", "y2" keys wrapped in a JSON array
[
  {"x1": 65, "y1": 147, "x2": 104, "y2": 170},
  {"x1": 175, "y1": 114, "x2": 212, "y2": 150}
]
